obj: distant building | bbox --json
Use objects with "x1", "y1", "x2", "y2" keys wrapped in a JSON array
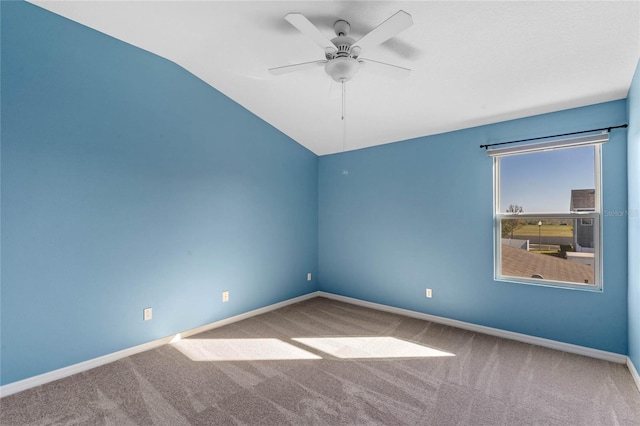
[{"x1": 570, "y1": 189, "x2": 595, "y2": 252}]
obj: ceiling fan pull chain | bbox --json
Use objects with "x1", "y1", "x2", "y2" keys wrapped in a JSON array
[
  {"x1": 341, "y1": 80, "x2": 345, "y2": 121},
  {"x1": 342, "y1": 81, "x2": 347, "y2": 152}
]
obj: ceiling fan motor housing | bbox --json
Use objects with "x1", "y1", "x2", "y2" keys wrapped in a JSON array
[
  {"x1": 326, "y1": 20, "x2": 359, "y2": 60},
  {"x1": 324, "y1": 20, "x2": 361, "y2": 82},
  {"x1": 326, "y1": 35, "x2": 357, "y2": 59}
]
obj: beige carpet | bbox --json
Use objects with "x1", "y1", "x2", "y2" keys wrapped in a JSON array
[{"x1": 2, "y1": 297, "x2": 639, "y2": 425}]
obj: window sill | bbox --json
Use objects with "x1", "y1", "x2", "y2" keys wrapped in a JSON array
[{"x1": 495, "y1": 276, "x2": 602, "y2": 292}]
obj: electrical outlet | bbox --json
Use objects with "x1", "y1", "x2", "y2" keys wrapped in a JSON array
[
  {"x1": 222, "y1": 291, "x2": 229, "y2": 303},
  {"x1": 143, "y1": 307, "x2": 152, "y2": 321},
  {"x1": 426, "y1": 289, "x2": 432, "y2": 298},
  {"x1": 307, "y1": 273, "x2": 312, "y2": 281}
]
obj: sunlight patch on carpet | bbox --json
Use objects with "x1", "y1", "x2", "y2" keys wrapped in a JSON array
[
  {"x1": 173, "y1": 338, "x2": 322, "y2": 361},
  {"x1": 292, "y1": 337, "x2": 455, "y2": 359}
]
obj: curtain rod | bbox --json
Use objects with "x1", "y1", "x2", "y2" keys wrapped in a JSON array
[{"x1": 479, "y1": 124, "x2": 628, "y2": 150}]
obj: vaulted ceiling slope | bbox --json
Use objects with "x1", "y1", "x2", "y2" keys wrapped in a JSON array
[{"x1": 28, "y1": 1, "x2": 640, "y2": 155}]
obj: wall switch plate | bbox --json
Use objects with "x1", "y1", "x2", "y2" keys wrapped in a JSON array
[
  {"x1": 222, "y1": 291, "x2": 229, "y2": 303},
  {"x1": 426, "y1": 289, "x2": 432, "y2": 298},
  {"x1": 143, "y1": 307, "x2": 152, "y2": 321},
  {"x1": 307, "y1": 273, "x2": 312, "y2": 281}
]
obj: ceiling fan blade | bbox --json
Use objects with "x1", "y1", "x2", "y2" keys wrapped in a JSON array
[
  {"x1": 352, "y1": 10, "x2": 413, "y2": 53},
  {"x1": 268, "y1": 60, "x2": 327, "y2": 75},
  {"x1": 285, "y1": 13, "x2": 337, "y2": 54},
  {"x1": 359, "y1": 58, "x2": 411, "y2": 79}
]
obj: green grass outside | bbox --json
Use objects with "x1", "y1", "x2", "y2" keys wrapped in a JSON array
[{"x1": 511, "y1": 224, "x2": 574, "y2": 237}]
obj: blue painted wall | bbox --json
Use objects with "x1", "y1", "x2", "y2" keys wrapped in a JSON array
[
  {"x1": 1, "y1": 2, "x2": 318, "y2": 386},
  {"x1": 319, "y1": 100, "x2": 629, "y2": 354},
  {"x1": 628, "y1": 59, "x2": 640, "y2": 371}
]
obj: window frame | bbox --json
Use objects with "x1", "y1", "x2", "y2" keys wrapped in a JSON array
[{"x1": 492, "y1": 142, "x2": 603, "y2": 291}]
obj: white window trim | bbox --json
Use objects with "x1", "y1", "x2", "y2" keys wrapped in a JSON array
[{"x1": 491, "y1": 137, "x2": 604, "y2": 291}]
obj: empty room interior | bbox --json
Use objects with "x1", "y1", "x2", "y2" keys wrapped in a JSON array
[{"x1": 2, "y1": 1, "x2": 640, "y2": 424}]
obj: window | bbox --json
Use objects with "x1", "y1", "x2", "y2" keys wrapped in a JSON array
[{"x1": 490, "y1": 133, "x2": 605, "y2": 290}]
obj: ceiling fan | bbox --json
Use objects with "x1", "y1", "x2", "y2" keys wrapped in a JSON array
[{"x1": 269, "y1": 10, "x2": 413, "y2": 83}]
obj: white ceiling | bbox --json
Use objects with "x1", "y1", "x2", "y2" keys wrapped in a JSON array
[{"x1": 28, "y1": 1, "x2": 640, "y2": 156}]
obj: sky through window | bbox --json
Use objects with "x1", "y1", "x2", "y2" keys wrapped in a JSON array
[{"x1": 499, "y1": 146, "x2": 595, "y2": 213}]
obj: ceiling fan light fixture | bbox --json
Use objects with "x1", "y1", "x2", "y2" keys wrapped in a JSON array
[{"x1": 325, "y1": 57, "x2": 360, "y2": 82}]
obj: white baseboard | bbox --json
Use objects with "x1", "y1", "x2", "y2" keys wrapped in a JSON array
[
  {"x1": 318, "y1": 291, "x2": 628, "y2": 364},
  {"x1": 0, "y1": 292, "x2": 319, "y2": 398},
  {"x1": 628, "y1": 357, "x2": 640, "y2": 394},
  {"x1": 1, "y1": 290, "x2": 630, "y2": 398}
]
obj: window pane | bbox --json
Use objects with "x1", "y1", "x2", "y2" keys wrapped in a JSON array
[
  {"x1": 499, "y1": 146, "x2": 595, "y2": 213},
  {"x1": 500, "y1": 217, "x2": 595, "y2": 285}
]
